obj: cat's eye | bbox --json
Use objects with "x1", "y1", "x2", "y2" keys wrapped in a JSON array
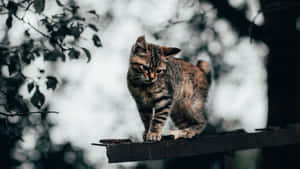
[{"x1": 131, "y1": 63, "x2": 149, "y2": 72}]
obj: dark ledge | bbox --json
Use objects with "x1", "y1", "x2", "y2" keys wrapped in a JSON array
[{"x1": 92, "y1": 124, "x2": 300, "y2": 163}]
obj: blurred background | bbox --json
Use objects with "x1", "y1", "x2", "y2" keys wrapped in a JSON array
[{"x1": 3, "y1": 0, "x2": 296, "y2": 169}]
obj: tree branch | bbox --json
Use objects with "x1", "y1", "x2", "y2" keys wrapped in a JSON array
[
  {"x1": 208, "y1": 0, "x2": 263, "y2": 41},
  {"x1": 1, "y1": 1, "x2": 51, "y2": 39},
  {"x1": 13, "y1": 14, "x2": 51, "y2": 39},
  {"x1": 0, "y1": 111, "x2": 59, "y2": 117}
]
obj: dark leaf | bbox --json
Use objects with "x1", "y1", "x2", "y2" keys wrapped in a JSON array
[
  {"x1": 7, "y1": 94, "x2": 29, "y2": 113},
  {"x1": 6, "y1": 92, "x2": 16, "y2": 112},
  {"x1": 22, "y1": 39, "x2": 34, "y2": 51},
  {"x1": 21, "y1": 53, "x2": 34, "y2": 64},
  {"x1": 39, "y1": 69, "x2": 45, "y2": 73},
  {"x1": 70, "y1": 4, "x2": 80, "y2": 14},
  {"x1": 20, "y1": 40, "x2": 34, "y2": 63},
  {"x1": 49, "y1": 33, "x2": 60, "y2": 45},
  {"x1": 40, "y1": 18, "x2": 53, "y2": 32},
  {"x1": 8, "y1": 56, "x2": 20, "y2": 75},
  {"x1": 27, "y1": 82, "x2": 34, "y2": 93},
  {"x1": 30, "y1": 86, "x2": 45, "y2": 109},
  {"x1": 6, "y1": 15, "x2": 13, "y2": 29},
  {"x1": 46, "y1": 76, "x2": 58, "y2": 90},
  {"x1": 68, "y1": 48, "x2": 80, "y2": 59},
  {"x1": 69, "y1": 24, "x2": 83, "y2": 39},
  {"x1": 7, "y1": 1, "x2": 18, "y2": 15},
  {"x1": 73, "y1": 16, "x2": 85, "y2": 21},
  {"x1": 81, "y1": 47, "x2": 91, "y2": 63},
  {"x1": 55, "y1": 0, "x2": 64, "y2": 7},
  {"x1": 15, "y1": 95, "x2": 29, "y2": 113},
  {"x1": 44, "y1": 51, "x2": 57, "y2": 61},
  {"x1": 87, "y1": 10, "x2": 99, "y2": 17},
  {"x1": 92, "y1": 34, "x2": 102, "y2": 47},
  {"x1": 88, "y1": 24, "x2": 98, "y2": 32},
  {"x1": 24, "y1": 30, "x2": 30, "y2": 37},
  {"x1": 4, "y1": 74, "x2": 25, "y2": 91},
  {"x1": 44, "y1": 50, "x2": 63, "y2": 61},
  {"x1": 88, "y1": 10, "x2": 97, "y2": 14},
  {"x1": 34, "y1": 0, "x2": 46, "y2": 14},
  {"x1": 33, "y1": 49, "x2": 40, "y2": 57}
]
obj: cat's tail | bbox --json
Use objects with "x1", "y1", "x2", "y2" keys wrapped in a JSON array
[{"x1": 196, "y1": 60, "x2": 210, "y2": 74}]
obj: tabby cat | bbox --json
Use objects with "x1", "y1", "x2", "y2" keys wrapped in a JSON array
[{"x1": 127, "y1": 36, "x2": 211, "y2": 141}]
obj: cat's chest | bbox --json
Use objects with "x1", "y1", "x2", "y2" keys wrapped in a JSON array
[{"x1": 131, "y1": 84, "x2": 165, "y2": 106}]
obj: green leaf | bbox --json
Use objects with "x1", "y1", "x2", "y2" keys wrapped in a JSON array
[
  {"x1": 6, "y1": 15, "x2": 13, "y2": 29},
  {"x1": 27, "y1": 82, "x2": 34, "y2": 93},
  {"x1": 81, "y1": 47, "x2": 91, "y2": 63},
  {"x1": 30, "y1": 86, "x2": 45, "y2": 109},
  {"x1": 92, "y1": 34, "x2": 102, "y2": 47},
  {"x1": 46, "y1": 76, "x2": 58, "y2": 90},
  {"x1": 88, "y1": 24, "x2": 98, "y2": 32},
  {"x1": 34, "y1": 0, "x2": 46, "y2": 14},
  {"x1": 68, "y1": 48, "x2": 80, "y2": 59}
]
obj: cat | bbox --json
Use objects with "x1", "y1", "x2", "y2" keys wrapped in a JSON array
[{"x1": 127, "y1": 36, "x2": 211, "y2": 141}]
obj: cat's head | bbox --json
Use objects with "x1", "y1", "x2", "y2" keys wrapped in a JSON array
[{"x1": 129, "y1": 36, "x2": 180, "y2": 84}]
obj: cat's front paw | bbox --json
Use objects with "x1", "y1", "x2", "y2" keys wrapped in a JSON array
[{"x1": 146, "y1": 132, "x2": 162, "y2": 141}]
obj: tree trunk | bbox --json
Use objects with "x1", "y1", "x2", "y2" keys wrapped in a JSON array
[{"x1": 261, "y1": 0, "x2": 300, "y2": 168}]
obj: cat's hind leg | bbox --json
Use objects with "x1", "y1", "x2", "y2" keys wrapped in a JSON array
[
  {"x1": 168, "y1": 100, "x2": 207, "y2": 139},
  {"x1": 168, "y1": 120, "x2": 207, "y2": 139}
]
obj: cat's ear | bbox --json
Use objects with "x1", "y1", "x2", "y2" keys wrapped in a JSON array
[
  {"x1": 162, "y1": 47, "x2": 181, "y2": 57},
  {"x1": 136, "y1": 35, "x2": 146, "y2": 49}
]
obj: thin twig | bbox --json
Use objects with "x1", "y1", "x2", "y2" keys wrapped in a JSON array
[
  {"x1": 14, "y1": 14, "x2": 66, "y2": 51},
  {"x1": 21, "y1": 1, "x2": 34, "y2": 19},
  {"x1": 0, "y1": 111, "x2": 59, "y2": 117},
  {"x1": 13, "y1": 14, "x2": 51, "y2": 39},
  {"x1": 0, "y1": 11, "x2": 9, "y2": 15},
  {"x1": 1, "y1": 1, "x2": 50, "y2": 39}
]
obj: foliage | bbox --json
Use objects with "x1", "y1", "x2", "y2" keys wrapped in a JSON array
[
  {"x1": 0, "y1": 0, "x2": 101, "y2": 117},
  {"x1": 0, "y1": 112, "x2": 97, "y2": 169},
  {"x1": 0, "y1": 1, "x2": 101, "y2": 168}
]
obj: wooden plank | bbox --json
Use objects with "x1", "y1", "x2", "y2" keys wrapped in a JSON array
[{"x1": 95, "y1": 124, "x2": 300, "y2": 163}]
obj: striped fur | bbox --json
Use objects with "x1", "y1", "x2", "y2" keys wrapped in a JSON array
[{"x1": 127, "y1": 36, "x2": 211, "y2": 141}]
